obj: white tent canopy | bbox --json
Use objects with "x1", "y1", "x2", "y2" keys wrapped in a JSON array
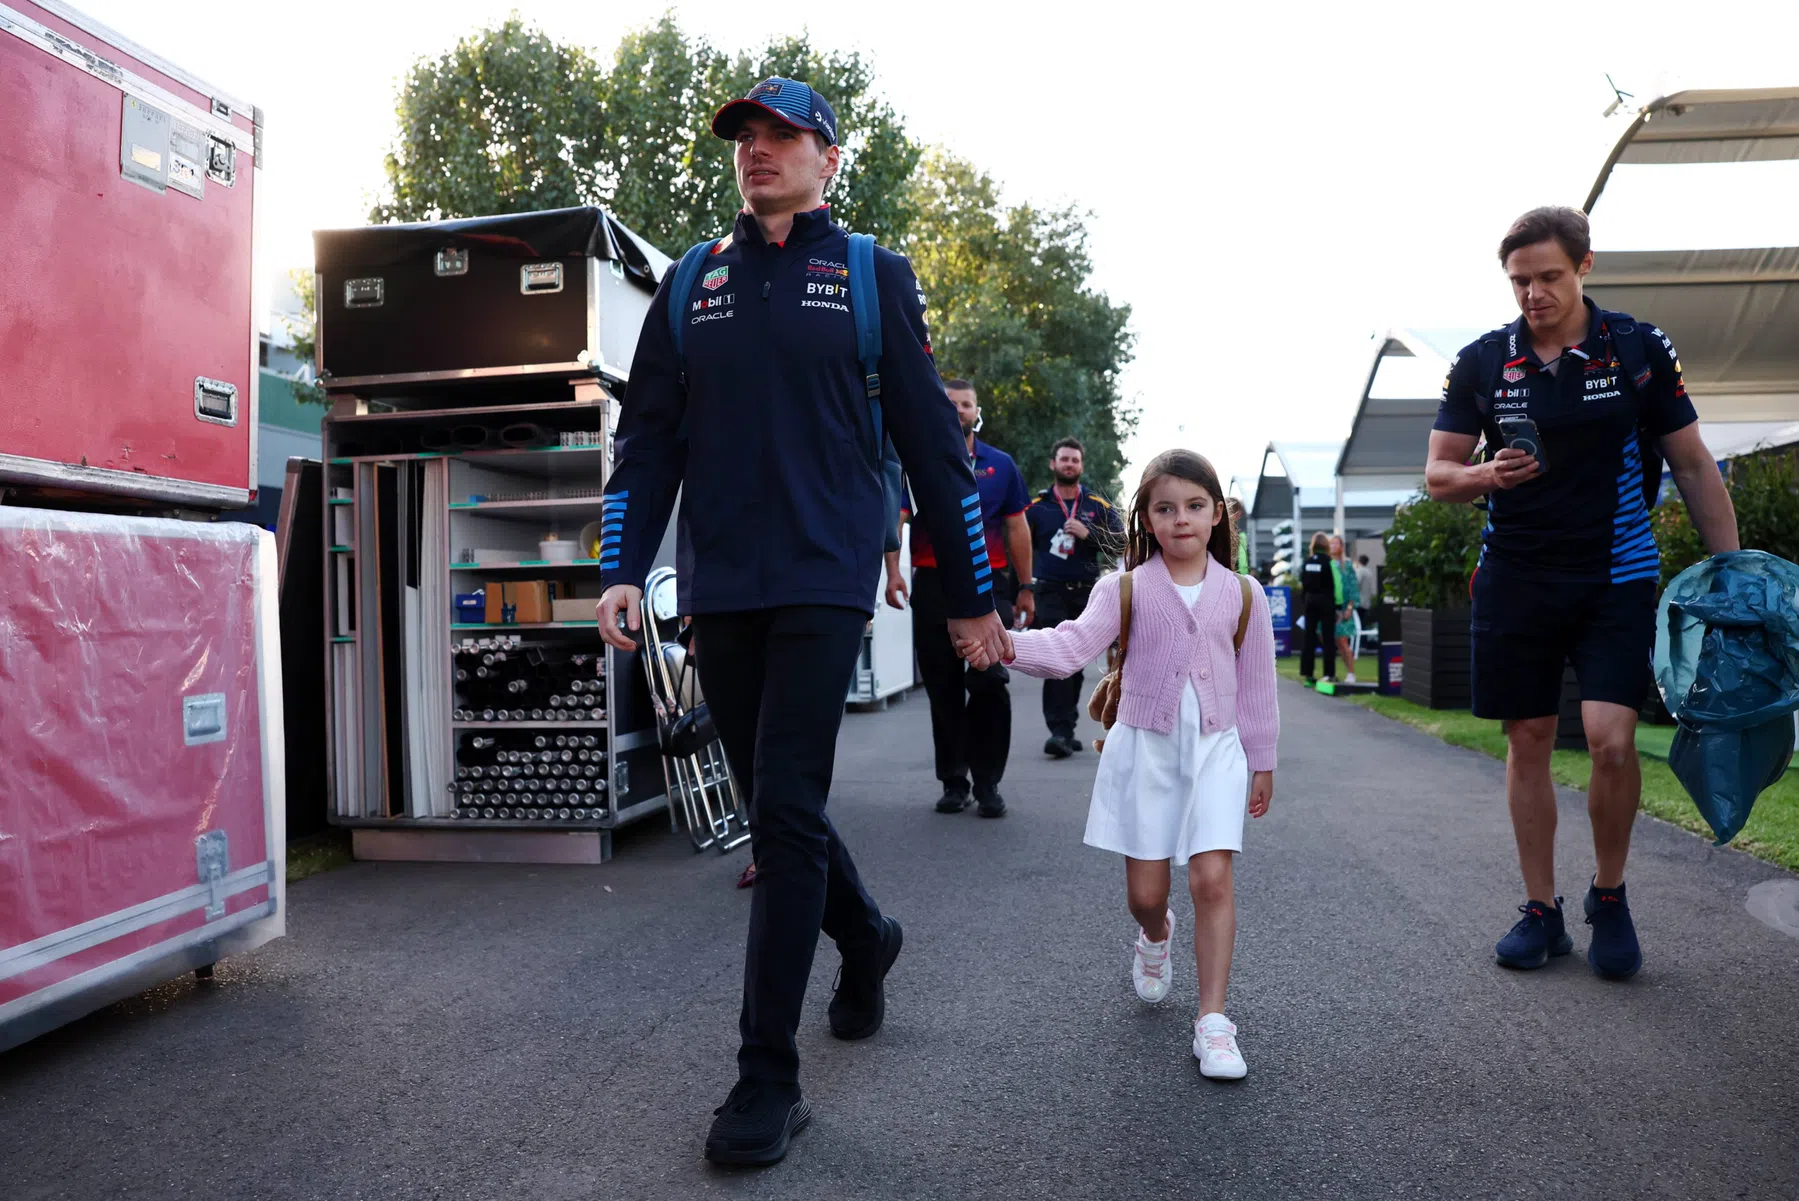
[{"x1": 1585, "y1": 88, "x2": 1799, "y2": 423}]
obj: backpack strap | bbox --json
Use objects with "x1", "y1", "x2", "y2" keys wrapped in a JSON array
[
  {"x1": 847, "y1": 232, "x2": 906, "y2": 553},
  {"x1": 1234, "y1": 573, "x2": 1254, "y2": 654},
  {"x1": 1115, "y1": 571, "x2": 1135, "y2": 668},
  {"x1": 846, "y1": 232, "x2": 883, "y2": 455},
  {"x1": 1609, "y1": 317, "x2": 1653, "y2": 393},
  {"x1": 665, "y1": 239, "x2": 720, "y2": 378}
]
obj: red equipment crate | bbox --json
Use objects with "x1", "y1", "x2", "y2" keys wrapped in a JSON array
[
  {"x1": 0, "y1": 0, "x2": 264, "y2": 509},
  {"x1": 0, "y1": 508, "x2": 286, "y2": 1051}
]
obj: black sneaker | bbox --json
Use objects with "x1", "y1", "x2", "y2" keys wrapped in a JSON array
[
  {"x1": 704, "y1": 1079, "x2": 811, "y2": 1166},
  {"x1": 1584, "y1": 881, "x2": 1642, "y2": 980},
  {"x1": 829, "y1": 915, "x2": 904, "y2": 1040},
  {"x1": 1044, "y1": 736, "x2": 1073, "y2": 759},
  {"x1": 1494, "y1": 897, "x2": 1572, "y2": 969},
  {"x1": 975, "y1": 791, "x2": 1007, "y2": 819},
  {"x1": 934, "y1": 787, "x2": 970, "y2": 814},
  {"x1": 1068, "y1": 737, "x2": 1084, "y2": 754}
]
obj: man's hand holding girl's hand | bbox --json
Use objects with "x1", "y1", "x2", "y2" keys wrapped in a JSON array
[{"x1": 1248, "y1": 771, "x2": 1274, "y2": 818}]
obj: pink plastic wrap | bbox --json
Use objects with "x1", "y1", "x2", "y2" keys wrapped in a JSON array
[{"x1": 0, "y1": 508, "x2": 285, "y2": 1050}]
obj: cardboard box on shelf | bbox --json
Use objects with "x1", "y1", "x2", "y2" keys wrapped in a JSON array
[
  {"x1": 552, "y1": 597, "x2": 598, "y2": 623},
  {"x1": 484, "y1": 580, "x2": 555, "y2": 624}
]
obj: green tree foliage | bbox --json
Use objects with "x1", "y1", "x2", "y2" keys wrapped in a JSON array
[
  {"x1": 370, "y1": 15, "x2": 919, "y2": 248},
  {"x1": 1381, "y1": 489, "x2": 1486, "y2": 610},
  {"x1": 597, "y1": 18, "x2": 920, "y2": 252},
  {"x1": 281, "y1": 267, "x2": 325, "y2": 405},
  {"x1": 371, "y1": 17, "x2": 604, "y2": 223},
  {"x1": 362, "y1": 16, "x2": 1132, "y2": 483},
  {"x1": 1655, "y1": 451, "x2": 1799, "y2": 586},
  {"x1": 906, "y1": 152, "x2": 1135, "y2": 498}
]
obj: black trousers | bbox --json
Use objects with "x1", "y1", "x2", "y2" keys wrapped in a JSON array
[
  {"x1": 1034, "y1": 580, "x2": 1093, "y2": 739},
  {"x1": 911, "y1": 566, "x2": 1015, "y2": 798},
  {"x1": 1299, "y1": 596, "x2": 1337, "y2": 681},
  {"x1": 691, "y1": 605, "x2": 884, "y2": 1085}
]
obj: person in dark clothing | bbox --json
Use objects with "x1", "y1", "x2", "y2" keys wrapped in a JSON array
[
  {"x1": 1428, "y1": 205, "x2": 1737, "y2": 982},
  {"x1": 1023, "y1": 436, "x2": 1123, "y2": 757},
  {"x1": 595, "y1": 77, "x2": 1010, "y2": 1167},
  {"x1": 888, "y1": 380, "x2": 1033, "y2": 817},
  {"x1": 1297, "y1": 532, "x2": 1337, "y2": 684}
]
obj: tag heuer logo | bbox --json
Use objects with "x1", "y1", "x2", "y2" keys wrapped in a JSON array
[
  {"x1": 1502, "y1": 366, "x2": 1526, "y2": 383},
  {"x1": 702, "y1": 266, "x2": 729, "y2": 291}
]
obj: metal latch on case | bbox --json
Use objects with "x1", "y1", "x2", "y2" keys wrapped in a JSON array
[
  {"x1": 206, "y1": 136, "x2": 236, "y2": 187},
  {"x1": 435, "y1": 248, "x2": 469, "y2": 277},
  {"x1": 520, "y1": 262, "x2": 564, "y2": 295},
  {"x1": 344, "y1": 278, "x2": 384, "y2": 308},
  {"x1": 193, "y1": 379, "x2": 237, "y2": 426},
  {"x1": 195, "y1": 831, "x2": 230, "y2": 920}
]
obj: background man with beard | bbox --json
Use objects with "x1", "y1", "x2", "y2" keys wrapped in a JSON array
[
  {"x1": 1025, "y1": 437, "x2": 1123, "y2": 757},
  {"x1": 887, "y1": 380, "x2": 1033, "y2": 817}
]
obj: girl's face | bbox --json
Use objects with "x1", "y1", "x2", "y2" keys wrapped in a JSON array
[
  {"x1": 1144, "y1": 475, "x2": 1217, "y2": 563},
  {"x1": 1329, "y1": 535, "x2": 1345, "y2": 559}
]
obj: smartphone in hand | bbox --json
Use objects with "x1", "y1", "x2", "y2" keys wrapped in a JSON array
[{"x1": 1495, "y1": 416, "x2": 1546, "y2": 473}]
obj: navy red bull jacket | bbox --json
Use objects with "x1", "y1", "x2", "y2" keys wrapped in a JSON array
[{"x1": 600, "y1": 207, "x2": 994, "y2": 619}]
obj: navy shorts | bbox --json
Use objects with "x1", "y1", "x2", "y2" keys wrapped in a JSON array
[{"x1": 1469, "y1": 559, "x2": 1656, "y2": 721}]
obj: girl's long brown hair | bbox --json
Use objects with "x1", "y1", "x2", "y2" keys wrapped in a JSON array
[{"x1": 1123, "y1": 450, "x2": 1235, "y2": 571}]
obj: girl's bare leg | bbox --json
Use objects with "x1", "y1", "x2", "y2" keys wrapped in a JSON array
[
  {"x1": 1125, "y1": 856, "x2": 1172, "y2": 940},
  {"x1": 1188, "y1": 851, "x2": 1236, "y2": 1015}
]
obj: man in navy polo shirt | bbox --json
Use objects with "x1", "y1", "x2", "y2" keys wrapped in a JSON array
[
  {"x1": 595, "y1": 78, "x2": 1010, "y2": 1166},
  {"x1": 1025, "y1": 436, "x2": 1123, "y2": 757},
  {"x1": 888, "y1": 379, "x2": 1033, "y2": 818},
  {"x1": 1427, "y1": 206, "x2": 1738, "y2": 982}
]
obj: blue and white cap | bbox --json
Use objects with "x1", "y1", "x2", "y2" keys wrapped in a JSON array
[{"x1": 711, "y1": 77, "x2": 839, "y2": 146}]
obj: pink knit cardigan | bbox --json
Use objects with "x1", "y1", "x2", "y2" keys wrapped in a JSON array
[{"x1": 1006, "y1": 552, "x2": 1280, "y2": 771}]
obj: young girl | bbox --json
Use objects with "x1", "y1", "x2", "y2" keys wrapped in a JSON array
[{"x1": 960, "y1": 450, "x2": 1278, "y2": 1078}]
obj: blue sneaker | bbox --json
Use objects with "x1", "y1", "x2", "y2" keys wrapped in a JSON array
[
  {"x1": 1495, "y1": 898, "x2": 1572, "y2": 969},
  {"x1": 1583, "y1": 882, "x2": 1642, "y2": 980}
]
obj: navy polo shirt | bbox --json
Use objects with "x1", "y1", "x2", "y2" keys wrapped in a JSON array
[
  {"x1": 904, "y1": 438, "x2": 1028, "y2": 573},
  {"x1": 1025, "y1": 485, "x2": 1122, "y2": 583},
  {"x1": 1434, "y1": 299, "x2": 1697, "y2": 584}
]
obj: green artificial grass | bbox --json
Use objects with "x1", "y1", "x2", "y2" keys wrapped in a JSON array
[
  {"x1": 287, "y1": 830, "x2": 354, "y2": 883},
  {"x1": 1277, "y1": 656, "x2": 1799, "y2": 874}
]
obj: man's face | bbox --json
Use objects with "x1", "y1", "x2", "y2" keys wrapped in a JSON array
[
  {"x1": 947, "y1": 387, "x2": 979, "y2": 434},
  {"x1": 1052, "y1": 448, "x2": 1083, "y2": 483},
  {"x1": 1504, "y1": 239, "x2": 1593, "y2": 337},
  {"x1": 734, "y1": 115, "x2": 838, "y2": 214}
]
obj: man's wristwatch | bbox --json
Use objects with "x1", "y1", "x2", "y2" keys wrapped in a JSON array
[{"x1": 1015, "y1": 583, "x2": 1033, "y2": 593}]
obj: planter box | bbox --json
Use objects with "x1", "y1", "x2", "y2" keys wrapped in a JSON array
[{"x1": 1400, "y1": 607, "x2": 1471, "y2": 710}]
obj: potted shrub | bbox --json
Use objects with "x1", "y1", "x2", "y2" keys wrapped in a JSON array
[{"x1": 1382, "y1": 489, "x2": 1484, "y2": 709}]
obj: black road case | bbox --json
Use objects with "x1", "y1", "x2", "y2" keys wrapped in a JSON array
[{"x1": 313, "y1": 207, "x2": 671, "y2": 389}]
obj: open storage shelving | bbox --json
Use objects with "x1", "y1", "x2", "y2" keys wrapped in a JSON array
[{"x1": 321, "y1": 378, "x2": 667, "y2": 863}]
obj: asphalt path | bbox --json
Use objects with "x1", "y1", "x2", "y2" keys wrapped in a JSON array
[{"x1": 3, "y1": 676, "x2": 1797, "y2": 1200}]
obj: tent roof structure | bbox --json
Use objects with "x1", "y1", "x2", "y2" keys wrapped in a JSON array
[
  {"x1": 1334, "y1": 329, "x2": 1481, "y2": 492},
  {"x1": 1584, "y1": 88, "x2": 1799, "y2": 422}
]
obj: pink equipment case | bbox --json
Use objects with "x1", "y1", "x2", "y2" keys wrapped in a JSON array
[
  {"x1": 0, "y1": 0, "x2": 264, "y2": 509},
  {"x1": 0, "y1": 508, "x2": 285, "y2": 1051}
]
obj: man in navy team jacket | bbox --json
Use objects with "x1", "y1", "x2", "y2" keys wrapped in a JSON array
[{"x1": 595, "y1": 77, "x2": 1010, "y2": 1167}]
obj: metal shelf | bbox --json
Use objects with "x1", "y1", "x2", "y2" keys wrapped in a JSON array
[
  {"x1": 448, "y1": 497, "x2": 608, "y2": 522},
  {"x1": 452, "y1": 621, "x2": 598, "y2": 630},
  {"x1": 451, "y1": 559, "x2": 602, "y2": 570},
  {"x1": 453, "y1": 719, "x2": 606, "y2": 729}
]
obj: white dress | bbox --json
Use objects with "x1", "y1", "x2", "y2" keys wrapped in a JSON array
[{"x1": 1082, "y1": 580, "x2": 1250, "y2": 862}]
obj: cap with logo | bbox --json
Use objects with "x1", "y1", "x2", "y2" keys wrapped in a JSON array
[{"x1": 711, "y1": 77, "x2": 839, "y2": 146}]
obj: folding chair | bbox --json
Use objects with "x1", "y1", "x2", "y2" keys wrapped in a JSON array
[{"x1": 639, "y1": 567, "x2": 749, "y2": 853}]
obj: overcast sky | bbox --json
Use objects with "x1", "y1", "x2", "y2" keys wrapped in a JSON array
[{"x1": 73, "y1": 0, "x2": 1799, "y2": 488}]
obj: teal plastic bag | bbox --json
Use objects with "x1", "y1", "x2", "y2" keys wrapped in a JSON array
[{"x1": 1654, "y1": 550, "x2": 1799, "y2": 844}]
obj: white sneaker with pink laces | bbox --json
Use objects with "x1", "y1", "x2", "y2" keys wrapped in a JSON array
[
  {"x1": 1131, "y1": 910, "x2": 1175, "y2": 1003},
  {"x1": 1193, "y1": 1012, "x2": 1247, "y2": 1079}
]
